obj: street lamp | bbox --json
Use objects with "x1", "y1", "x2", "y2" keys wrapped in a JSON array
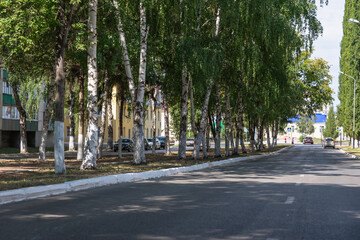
[{"x1": 340, "y1": 71, "x2": 356, "y2": 148}]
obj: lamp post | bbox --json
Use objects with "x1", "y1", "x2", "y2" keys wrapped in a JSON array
[{"x1": 340, "y1": 71, "x2": 356, "y2": 148}]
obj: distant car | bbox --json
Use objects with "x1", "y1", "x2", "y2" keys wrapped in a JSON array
[
  {"x1": 156, "y1": 136, "x2": 166, "y2": 149},
  {"x1": 186, "y1": 138, "x2": 194, "y2": 146},
  {"x1": 323, "y1": 137, "x2": 335, "y2": 149},
  {"x1": 303, "y1": 137, "x2": 313, "y2": 144},
  {"x1": 114, "y1": 138, "x2": 133, "y2": 152},
  {"x1": 147, "y1": 138, "x2": 161, "y2": 150},
  {"x1": 128, "y1": 138, "x2": 151, "y2": 152}
]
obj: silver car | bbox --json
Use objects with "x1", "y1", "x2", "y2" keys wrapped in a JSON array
[{"x1": 323, "y1": 138, "x2": 335, "y2": 149}]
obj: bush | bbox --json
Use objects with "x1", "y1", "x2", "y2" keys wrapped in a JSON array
[{"x1": 299, "y1": 135, "x2": 305, "y2": 142}]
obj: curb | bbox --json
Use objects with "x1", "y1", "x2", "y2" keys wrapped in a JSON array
[
  {"x1": 0, "y1": 146, "x2": 292, "y2": 205},
  {"x1": 338, "y1": 148, "x2": 359, "y2": 159}
]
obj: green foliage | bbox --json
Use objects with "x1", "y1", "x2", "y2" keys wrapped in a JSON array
[
  {"x1": 338, "y1": 0, "x2": 360, "y2": 139},
  {"x1": 297, "y1": 115, "x2": 315, "y2": 135},
  {"x1": 323, "y1": 106, "x2": 339, "y2": 139}
]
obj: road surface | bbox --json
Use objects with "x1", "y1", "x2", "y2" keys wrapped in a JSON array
[{"x1": 1, "y1": 144, "x2": 359, "y2": 240}]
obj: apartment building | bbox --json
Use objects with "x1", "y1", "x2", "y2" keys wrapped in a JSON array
[
  {"x1": 0, "y1": 68, "x2": 50, "y2": 148},
  {"x1": 64, "y1": 84, "x2": 165, "y2": 147}
]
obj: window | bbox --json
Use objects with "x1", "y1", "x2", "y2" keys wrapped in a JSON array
[
  {"x1": 146, "y1": 129, "x2": 148, "y2": 138},
  {"x1": 67, "y1": 127, "x2": 70, "y2": 136},
  {"x1": 128, "y1": 129, "x2": 131, "y2": 138},
  {"x1": 2, "y1": 81, "x2": 13, "y2": 95},
  {"x1": 158, "y1": 129, "x2": 160, "y2": 136},
  {"x1": 150, "y1": 111, "x2": 153, "y2": 120},
  {"x1": 2, "y1": 106, "x2": 19, "y2": 119}
]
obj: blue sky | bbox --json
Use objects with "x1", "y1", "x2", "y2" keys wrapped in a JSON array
[{"x1": 312, "y1": 0, "x2": 345, "y2": 108}]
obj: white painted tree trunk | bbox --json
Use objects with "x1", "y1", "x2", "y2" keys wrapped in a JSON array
[
  {"x1": 215, "y1": 86, "x2": 222, "y2": 157},
  {"x1": 107, "y1": 94, "x2": 113, "y2": 149},
  {"x1": 39, "y1": 75, "x2": 55, "y2": 161},
  {"x1": 151, "y1": 87, "x2": 159, "y2": 155},
  {"x1": 266, "y1": 127, "x2": 271, "y2": 149},
  {"x1": 97, "y1": 90, "x2": 107, "y2": 159},
  {"x1": 54, "y1": 2, "x2": 75, "y2": 174},
  {"x1": 224, "y1": 85, "x2": 232, "y2": 157},
  {"x1": 194, "y1": 81, "x2": 213, "y2": 160},
  {"x1": 164, "y1": 97, "x2": 171, "y2": 156},
  {"x1": 178, "y1": 0, "x2": 188, "y2": 160},
  {"x1": 97, "y1": 74, "x2": 109, "y2": 158},
  {"x1": 81, "y1": 0, "x2": 98, "y2": 169},
  {"x1": 118, "y1": 98, "x2": 124, "y2": 158},
  {"x1": 189, "y1": 78, "x2": 199, "y2": 159},
  {"x1": 68, "y1": 78, "x2": 76, "y2": 151},
  {"x1": 77, "y1": 75, "x2": 85, "y2": 160},
  {"x1": 113, "y1": 0, "x2": 148, "y2": 164}
]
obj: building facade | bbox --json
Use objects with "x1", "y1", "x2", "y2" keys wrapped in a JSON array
[
  {"x1": 0, "y1": 68, "x2": 51, "y2": 148},
  {"x1": 64, "y1": 84, "x2": 165, "y2": 147}
]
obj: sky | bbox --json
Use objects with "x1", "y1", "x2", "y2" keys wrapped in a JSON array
[{"x1": 312, "y1": 0, "x2": 345, "y2": 108}]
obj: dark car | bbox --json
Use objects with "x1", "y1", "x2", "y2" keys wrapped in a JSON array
[
  {"x1": 303, "y1": 136, "x2": 313, "y2": 144},
  {"x1": 156, "y1": 136, "x2": 166, "y2": 149},
  {"x1": 323, "y1": 137, "x2": 335, "y2": 149},
  {"x1": 114, "y1": 138, "x2": 133, "y2": 152},
  {"x1": 128, "y1": 138, "x2": 151, "y2": 152}
]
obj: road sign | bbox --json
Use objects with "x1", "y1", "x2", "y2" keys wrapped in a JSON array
[
  {"x1": 336, "y1": 126, "x2": 341, "y2": 132},
  {"x1": 287, "y1": 127, "x2": 291, "y2": 132}
]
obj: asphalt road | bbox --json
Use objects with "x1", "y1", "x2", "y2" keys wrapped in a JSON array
[{"x1": 1, "y1": 144, "x2": 360, "y2": 240}]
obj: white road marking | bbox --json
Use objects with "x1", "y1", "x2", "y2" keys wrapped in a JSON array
[
  {"x1": 300, "y1": 174, "x2": 304, "y2": 177},
  {"x1": 285, "y1": 196, "x2": 295, "y2": 204}
]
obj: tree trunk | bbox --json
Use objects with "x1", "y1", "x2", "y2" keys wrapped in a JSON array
[
  {"x1": 113, "y1": 0, "x2": 148, "y2": 164},
  {"x1": 249, "y1": 120, "x2": 256, "y2": 152},
  {"x1": 178, "y1": 0, "x2": 188, "y2": 160},
  {"x1": 81, "y1": 0, "x2": 98, "y2": 170},
  {"x1": 151, "y1": 87, "x2": 159, "y2": 155},
  {"x1": 12, "y1": 83, "x2": 27, "y2": 153},
  {"x1": 118, "y1": 97, "x2": 124, "y2": 158},
  {"x1": 107, "y1": 88, "x2": 113, "y2": 150},
  {"x1": 215, "y1": 87, "x2": 222, "y2": 157},
  {"x1": 266, "y1": 127, "x2": 271, "y2": 149},
  {"x1": 164, "y1": 96, "x2": 171, "y2": 156},
  {"x1": 224, "y1": 85, "x2": 233, "y2": 157},
  {"x1": 97, "y1": 74, "x2": 109, "y2": 159},
  {"x1": 54, "y1": 2, "x2": 74, "y2": 174},
  {"x1": 77, "y1": 74, "x2": 85, "y2": 160},
  {"x1": 257, "y1": 119, "x2": 264, "y2": 151},
  {"x1": 194, "y1": 81, "x2": 213, "y2": 159},
  {"x1": 189, "y1": 78, "x2": 199, "y2": 159},
  {"x1": 39, "y1": 74, "x2": 55, "y2": 161},
  {"x1": 68, "y1": 77, "x2": 76, "y2": 151}
]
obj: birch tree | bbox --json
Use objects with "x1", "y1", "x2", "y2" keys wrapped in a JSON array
[
  {"x1": 81, "y1": 0, "x2": 98, "y2": 169},
  {"x1": 112, "y1": 0, "x2": 149, "y2": 164}
]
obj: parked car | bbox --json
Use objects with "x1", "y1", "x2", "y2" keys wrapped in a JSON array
[
  {"x1": 114, "y1": 138, "x2": 133, "y2": 152},
  {"x1": 156, "y1": 136, "x2": 166, "y2": 149},
  {"x1": 128, "y1": 138, "x2": 151, "y2": 152},
  {"x1": 323, "y1": 137, "x2": 335, "y2": 149},
  {"x1": 147, "y1": 138, "x2": 161, "y2": 150},
  {"x1": 186, "y1": 138, "x2": 194, "y2": 146},
  {"x1": 303, "y1": 136, "x2": 313, "y2": 144}
]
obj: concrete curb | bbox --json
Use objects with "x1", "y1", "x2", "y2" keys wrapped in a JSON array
[
  {"x1": 0, "y1": 146, "x2": 292, "y2": 205},
  {"x1": 338, "y1": 148, "x2": 359, "y2": 159}
]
